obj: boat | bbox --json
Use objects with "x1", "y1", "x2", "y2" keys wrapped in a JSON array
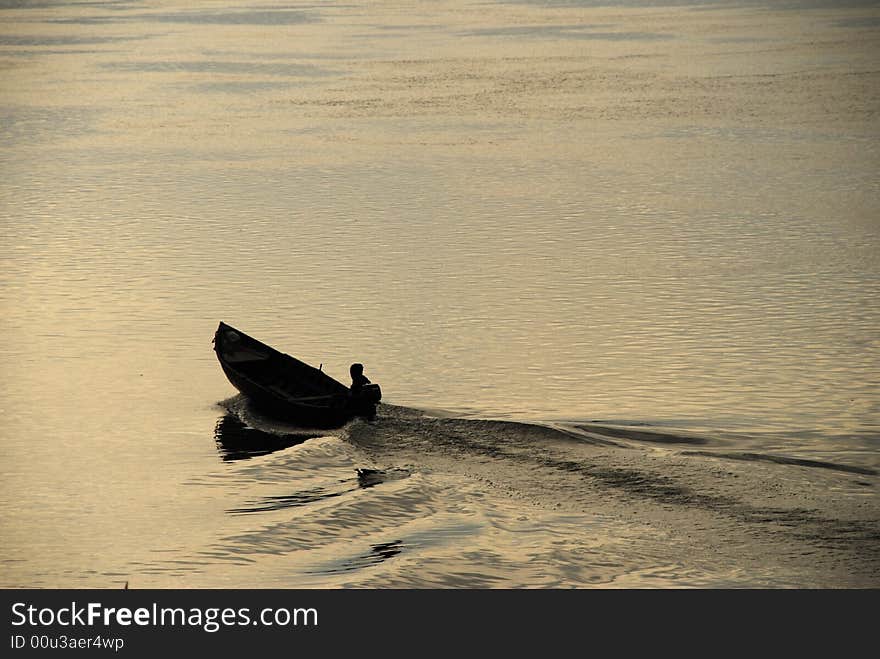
[{"x1": 213, "y1": 321, "x2": 381, "y2": 427}]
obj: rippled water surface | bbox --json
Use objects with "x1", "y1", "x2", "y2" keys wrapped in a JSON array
[{"x1": 1, "y1": 0, "x2": 878, "y2": 587}]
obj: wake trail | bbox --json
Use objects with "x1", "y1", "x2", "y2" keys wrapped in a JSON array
[{"x1": 344, "y1": 405, "x2": 880, "y2": 587}]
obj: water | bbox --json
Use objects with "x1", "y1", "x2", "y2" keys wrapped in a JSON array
[{"x1": 1, "y1": 0, "x2": 878, "y2": 588}]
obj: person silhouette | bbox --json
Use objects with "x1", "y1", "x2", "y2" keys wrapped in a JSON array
[{"x1": 350, "y1": 363, "x2": 370, "y2": 395}]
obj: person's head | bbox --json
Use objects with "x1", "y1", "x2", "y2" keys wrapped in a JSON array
[{"x1": 350, "y1": 363, "x2": 364, "y2": 377}]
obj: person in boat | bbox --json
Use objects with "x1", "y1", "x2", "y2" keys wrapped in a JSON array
[{"x1": 349, "y1": 363, "x2": 371, "y2": 395}]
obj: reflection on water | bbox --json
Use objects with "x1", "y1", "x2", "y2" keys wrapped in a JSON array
[
  {"x1": 313, "y1": 540, "x2": 405, "y2": 575},
  {"x1": 214, "y1": 414, "x2": 320, "y2": 462},
  {"x1": 357, "y1": 468, "x2": 410, "y2": 489},
  {"x1": 227, "y1": 486, "x2": 350, "y2": 515},
  {"x1": 225, "y1": 464, "x2": 413, "y2": 514}
]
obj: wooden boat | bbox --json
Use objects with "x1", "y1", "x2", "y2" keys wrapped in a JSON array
[{"x1": 213, "y1": 321, "x2": 381, "y2": 427}]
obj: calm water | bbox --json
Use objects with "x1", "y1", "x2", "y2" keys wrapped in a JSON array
[{"x1": 1, "y1": 0, "x2": 878, "y2": 587}]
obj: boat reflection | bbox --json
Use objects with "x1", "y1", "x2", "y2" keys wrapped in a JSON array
[{"x1": 214, "y1": 414, "x2": 321, "y2": 462}]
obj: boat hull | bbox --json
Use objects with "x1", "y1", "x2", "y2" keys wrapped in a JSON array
[{"x1": 214, "y1": 322, "x2": 380, "y2": 428}]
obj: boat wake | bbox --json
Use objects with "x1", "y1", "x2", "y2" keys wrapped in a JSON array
[{"x1": 205, "y1": 397, "x2": 879, "y2": 587}]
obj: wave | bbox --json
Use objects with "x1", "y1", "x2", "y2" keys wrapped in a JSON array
[
  {"x1": 225, "y1": 467, "x2": 413, "y2": 515},
  {"x1": 203, "y1": 398, "x2": 879, "y2": 588},
  {"x1": 681, "y1": 451, "x2": 878, "y2": 476},
  {"x1": 219, "y1": 397, "x2": 876, "y2": 484},
  {"x1": 569, "y1": 423, "x2": 708, "y2": 446}
]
